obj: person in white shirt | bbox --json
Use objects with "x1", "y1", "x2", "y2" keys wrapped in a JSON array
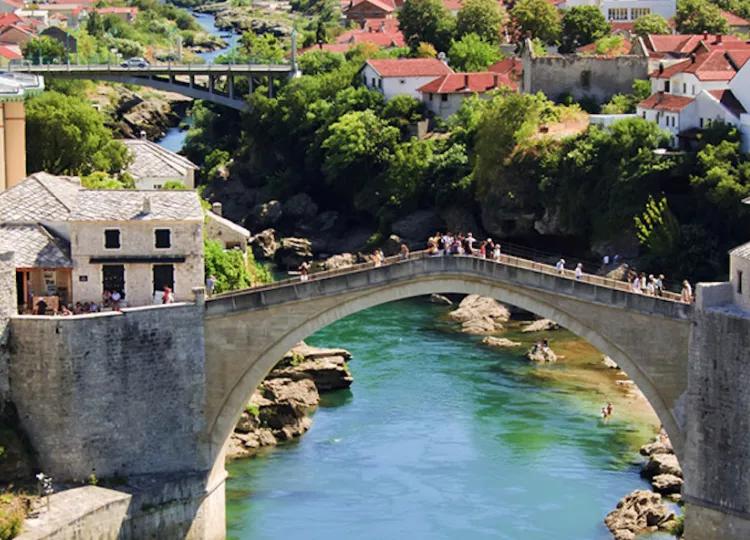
[
  {"x1": 681, "y1": 280, "x2": 693, "y2": 303},
  {"x1": 575, "y1": 263, "x2": 583, "y2": 280},
  {"x1": 555, "y1": 259, "x2": 565, "y2": 274}
]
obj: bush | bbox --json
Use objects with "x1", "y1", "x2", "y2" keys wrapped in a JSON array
[{"x1": 0, "y1": 495, "x2": 25, "y2": 540}]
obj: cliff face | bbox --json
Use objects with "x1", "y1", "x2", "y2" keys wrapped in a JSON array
[{"x1": 228, "y1": 342, "x2": 352, "y2": 459}]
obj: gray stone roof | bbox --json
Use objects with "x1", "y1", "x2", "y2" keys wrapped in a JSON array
[
  {"x1": 730, "y1": 241, "x2": 750, "y2": 259},
  {"x1": 70, "y1": 190, "x2": 204, "y2": 221},
  {"x1": 0, "y1": 224, "x2": 72, "y2": 268},
  {"x1": 0, "y1": 172, "x2": 81, "y2": 222},
  {"x1": 206, "y1": 211, "x2": 250, "y2": 237},
  {"x1": 120, "y1": 139, "x2": 198, "y2": 180}
]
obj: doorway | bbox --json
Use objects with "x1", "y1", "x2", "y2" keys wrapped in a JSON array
[
  {"x1": 102, "y1": 265, "x2": 125, "y2": 295},
  {"x1": 153, "y1": 264, "x2": 174, "y2": 295}
]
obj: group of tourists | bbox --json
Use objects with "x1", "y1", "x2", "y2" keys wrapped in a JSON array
[{"x1": 426, "y1": 232, "x2": 502, "y2": 259}]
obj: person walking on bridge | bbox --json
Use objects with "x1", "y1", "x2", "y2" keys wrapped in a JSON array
[
  {"x1": 681, "y1": 280, "x2": 693, "y2": 303},
  {"x1": 575, "y1": 263, "x2": 583, "y2": 280},
  {"x1": 555, "y1": 258, "x2": 565, "y2": 274}
]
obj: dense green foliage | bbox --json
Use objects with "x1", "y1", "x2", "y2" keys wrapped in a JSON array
[
  {"x1": 676, "y1": 0, "x2": 730, "y2": 33},
  {"x1": 22, "y1": 36, "x2": 65, "y2": 64},
  {"x1": 448, "y1": 33, "x2": 502, "y2": 71},
  {"x1": 559, "y1": 6, "x2": 610, "y2": 52},
  {"x1": 0, "y1": 494, "x2": 24, "y2": 540},
  {"x1": 601, "y1": 80, "x2": 651, "y2": 114},
  {"x1": 510, "y1": 0, "x2": 561, "y2": 45},
  {"x1": 26, "y1": 91, "x2": 130, "y2": 175},
  {"x1": 204, "y1": 239, "x2": 272, "y2": 292},
  {"x1": 632, "y1": 13, "x2": 672, "y2": 36},
  {"x1": 455, "y1": 0, "x2": 507, "y2": 44},
  {"x1": 398, "y1": 0, "x2": 456, "y2": 52}
]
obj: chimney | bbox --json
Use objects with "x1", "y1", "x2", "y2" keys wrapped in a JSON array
[
  {"x1": 691, "y1": 53, "x2": 696, "y2": 63},
  {"x1": 463, "y1": 73, "x2": 469, "y2": 89},
  {"x1": 142, "y1": 196, "x2": 151, "y2": 214},
  {"x1": 139, "y1": 130, "x2": 147, "y2": 140},
  {"x1": 704, "y1": 31, "x2": 708, "y2": 40},
  {"x1": 493, "y1": 73, "x2": 498, "y2": 87},
  {"x1": 718, "y1": 34, "x2": 723, "y2": 43},
  {"x1": 659, "y1": 62, "x2": 664, "y2": 74},
  {"x1": 212, "y1": 201, "x2": 223, "y2": 216}
]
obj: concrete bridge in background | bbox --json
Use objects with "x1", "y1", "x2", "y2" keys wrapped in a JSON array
[
  {"x1": 2, "y1": 251, "x2": 748, "y2": 539},
  {"x1": 8, "y1": 63, "x2": 296, "y2": 109}
]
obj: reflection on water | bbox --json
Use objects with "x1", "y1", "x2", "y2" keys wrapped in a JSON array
[{"x1": 226, "y1": 299, "x2": 660, "y2": 540}]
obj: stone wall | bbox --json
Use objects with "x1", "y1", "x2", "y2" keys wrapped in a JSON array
[
  {"x1": 522, "y1": 49, "x2": 649, "y2": 104},
  {"x1": 8, "y1": 303, "x2": 208, "y2": 481},
  {"x1": 684, "y1": 284, "x2": 750, "y2": 538},
  {"x1": 0, "y1": 251, "x2": 14, "y2": 407}
]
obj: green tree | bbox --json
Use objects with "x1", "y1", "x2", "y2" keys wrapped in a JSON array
[
  {"x1": 240, "y1": 32, "x2": 286, "y2": 63},
  {"x1": 510, "y1": 0, "x2": 561, "y2": 44},
  {"x1": 634, "y1": 195, "x2": 681, "y2": 259},
  {"x1": 22, "y1": 36, "x2": 65, "y2": 64},
  {"x1": 86, "y1": 10, "x2": 105, "y2": 38},
  {"x1": 690, "y1": 136, "x2": 750, "y2": 209},
  {"x1": 321, "y1": 110, "x2": 400, "y2": 212},
  {"x1": 382, "y1": 94, "x2": 426, "y2": 135},
  {"x1": 298, "y1": 50, "x2": 345, "y2": 75},
  {"x1": 448, "y1": 33, "x2": 502, "y2": 71},
  {"x1": 415, "y1": 41, "x2": 437, "y2": 57},
  {"x1": 204, "y1": 239, "x2": 272, "y2": 293},
  {"x1": 559, "y1": 6, "x2": 610, "y2": 52},
  {"x1": 398, "y1": 0, "x2": 455, "y2": 52},
  {"x1": 601, "y1": 79, "x2": 651, "y2": 114},
  {"x1": 456, "y1": 0, "x2": 507, "y2": 44},
  {"x1": 81, "y1": 171, "x2": 134, "y2": 189},
  {"x1": 26, "y1": 91, "x2": 130, "y2": 175},
  {"x1": 632, "y1": 13, "x2": 672, "y2": 37},
  {"x1": 676, "y1": 0, "x2": 729, "y2": 33}
]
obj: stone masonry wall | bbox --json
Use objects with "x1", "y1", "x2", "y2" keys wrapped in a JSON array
[
  {"x1": 0, "y1": 252, "x2": 14, "y2": 407},
  {"x1": 522, "y1": 54, "x2": 649, "y2": 104},
  {"x1": 8, "y1": 303, "x2": 208, "y2": 481},
  {"x1": 684, "y1": 300, "x2": 750, "y2": 538}
]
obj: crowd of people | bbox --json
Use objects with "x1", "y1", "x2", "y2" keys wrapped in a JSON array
[
  {"x1": 33, "y1": 286, "x2": 176, "y2": 316},
  {"x1": 426, "y1": 232, "x2": 502, "y2": 259}
]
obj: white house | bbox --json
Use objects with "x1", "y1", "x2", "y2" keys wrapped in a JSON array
[
  {"x1": 418, "y1": 71, "x2": 516, "y2": 119},
  {"x1": 120, "y1": 136, "x2": 198, "y2": 190},
  {"x1": 359, "y1": 58, "x2": 453, "y2": 101},
  {"x1": 559, "y1": 0, "x2": 675, "y2": 23}
]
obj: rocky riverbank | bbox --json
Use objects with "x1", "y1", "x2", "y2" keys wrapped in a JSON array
[{"x1": 227, "y1": 342, "x2": 352, "y2": 459}]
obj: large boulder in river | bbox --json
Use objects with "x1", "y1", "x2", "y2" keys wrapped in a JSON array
[
  {"x1": 249, "y1": 228, "x2": 278, "y2": 260},
  {"x1": 651, "y1": 474, "x2": 683, "y2": 495},
  {"x1": 521, "y1": 318, "x2": 560, "y2": 333},
  {"x1": 482, "y1": 336, "x2": 522, "y2": 348},
  {"x1": 275, "y1": 237, "x2": 313, "y2": 269},
  {"x1": 642, "y1": 453, "x2": 682, "y2": 479},
  {"x1": 604, "y1": 490, "x2": 676, "y2": 538},
  {"x1": 448, "y1": 295, "x2": 510, "y2": 335},
  {"x1": 526, "y1": 345, "x2": 558, "y2": 363},
  {"x1": 391, "y1": 210, "x2": 443, "y2": 245}
]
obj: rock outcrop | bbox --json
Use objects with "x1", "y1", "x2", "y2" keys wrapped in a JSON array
[
  {"x1": 482, "y1": 336, "x2": 522, "y2": 348},
  {"x1": 250, "y1": 200, "x2": 282, "y2": 228},
  {"x1": 642, "y1": 453, "x2": 683, "y2": 480},
  {"x1": 249, "y1": 229, "x2": 278, "y2": 260},
  {"x1": 228, "y1": 342, "x2": 352, "y2": 459},
  {"x1": 391, "y1": 209, "x2": 442, "y2": 246},
  {"x1": 448, "y1": 295, "x2": 510, "y2": 335},
  {"x1": 324, "y1": 253, "x2": 356, "y2": 271},
  {"x1": 521, "y1": 318, "x2": 560, "y2": 333},
  {"x1": 282, "y1": 193, "x2": 318, "y2": 220},
  {"x1": 274, "y1": 237, "x2": 313, "y2": 269},
  {"x1": 526, "y1": 344, "x2": 558, "y2": 363},
  {"x1": 651, "y1": 474, "x2": 683, "y2": 495},
  {"x1": 101, "y1": 87, "x2": 191, "y2": 140},
  {"x1": 604, "y1": 490, "x2": 676, "y2": 539}
]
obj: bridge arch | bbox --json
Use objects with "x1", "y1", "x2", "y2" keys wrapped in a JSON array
[{"x1": 204, "y1": 264, "x2": 691, "y2": 480}]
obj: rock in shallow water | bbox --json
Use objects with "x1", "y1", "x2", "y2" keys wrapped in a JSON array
[
  {"x1": 448, "y1": 295, "x2": 510, "y2": 335},
  {"x1": 521, "y1": 318, "x2": 560, "y2": 333},
  {"x1": 482, "y1": 336, "x2": 522, "y2": 348},
  {"x1": 642, "y1": 453, "x2": 683, "y2": 479},
  {"x1": 604, "y1": 489, "x2": 675, "y2": 538}
]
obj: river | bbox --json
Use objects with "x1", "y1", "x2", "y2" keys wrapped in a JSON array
[
  {"x1": 157, "y1": 10, "x2": 240, "y2": 152},
  {"x1": 225, "y1": 299, "x2": 673, "y2": 540}
]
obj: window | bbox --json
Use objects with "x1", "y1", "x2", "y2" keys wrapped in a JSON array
[
  {"x1": 607, "y1": 7, "x2": 628, "y2": 20},
  {"x1": 699, "y1": 118, "x2": 704, "y2": 128},
  {"x1": 682, "y1": 83, "x2": 686, "y2": 94},
  {"x1": 581, "y1": 70, "x2": 591, "y2": 90},
  {"x1": 692, "y1": 85, "x2": 696, "y2": 95},
  {"x1": 371, "y1": 77, "x2": 375, "y2": 87},
  {"x1": 155, "y1": 229, "x2": 171, "y2": 248},
  {"x1": 429, "y1": 93, "x2": 433, "y2": 101},
  {"x1": 738, "y1": 270, "x2": 743, "y2": 294},
  {"x1": 104, "y1": 229, "x2": 120, "y2": 249},
  {"x1": 102, "y1": 265, "x2": 125, "y2": 294},
  {"x1": 399, "y1": 79, "x2": 405, "y2": 84},
  {"x1": 362, "y1": 73, "x2": 367, "y2": 85},
  {"x1": 664, "y1": 80, "x2": 670, "y2": 93},
  {"x1": 153, "y1": 264, "x2": 174, "y2": 296},
  {"x1": 441, "y1": 94, "x2": 448, "y2": 101},
  {"x1": 153, "y1": 184, "x2": 163, "y2": 189},
  {"x1": 378, "y1": 78, "x2": 382, "y2": 89},
  {"x1": 631, "y1": 7, "x2": 650, "y2": 18}
]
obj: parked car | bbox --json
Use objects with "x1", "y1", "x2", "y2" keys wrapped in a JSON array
[{"x1": 121, "y1": 57, "x2": 149, "y2": 68}]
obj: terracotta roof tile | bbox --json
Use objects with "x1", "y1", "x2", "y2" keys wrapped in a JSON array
[
  {"x1": 721, "y1": 9, "x2": 750, "y2": 27},
  {"x1": 418, "y1": 71, "x2": 516, "y2": 94},
  {"x1": 638, "y1": 92, "x2": 695, "y2": 112},
  {"x1": 488, "y1": 57, "x2": 523, "y2": 79},
  {"x1": 708, "y1": 88, "x2": 746, "y2": 117},
  {"x1": 365, "y1": 58, "x2": 453, "y2": 77},
  {"x1": 651, "y1": 50, "x2": 740, "y2": 81}
]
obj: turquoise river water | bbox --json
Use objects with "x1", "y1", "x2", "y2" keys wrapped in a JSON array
[{"x1": 225, "y1": 299, "x2": 673, "y2": 540}]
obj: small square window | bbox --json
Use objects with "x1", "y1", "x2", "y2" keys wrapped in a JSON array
[
  {"x1": 155, "y1": 229, "x2": 171, "y2": 248},
  {"x1": 104, "y1": 229, "x2": 120, "y2": 249},
  {"x1": 441, "y1": 94, "x2": 448, "y2": 102}
]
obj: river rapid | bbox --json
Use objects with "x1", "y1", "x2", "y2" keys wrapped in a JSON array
[{"x1": 225, "y1": 299, "x2": 671, "y2": 540}]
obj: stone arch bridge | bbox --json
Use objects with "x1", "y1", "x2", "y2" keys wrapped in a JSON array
[
  {"x1": 8, "y1": 63, "x2": 295, "y2": 110},
  {"x1": 4, "y1": 252, "x2": 748, "y2": 539}
]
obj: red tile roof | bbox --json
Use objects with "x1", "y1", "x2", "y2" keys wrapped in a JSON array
[
  {"x1": 96, "y1": 6, "x2": 138, "y2": 14},
  {"x1": 361, "y1": 17, "x2": 399, "y2": 32},
  {"x1": 0, "y1": 44, "x2": 20, "y2": 59},
  {"x1": 443, "y1": 0, "x2": 463, "y2": 10},
  {"x1": 638, "y1": 92, "x2": 695, "y2": 112},
  {"x1": 347, "y1": 0, "x2": 395, "y2": 13},
  {"x1": 365, "y1": 58, "x2": 453, "y2": 77},
  {"x1": 418, "y1": 71, "x2": 517, "y2": 93},
  {"x1": 610, "y1": 22, "x2": 635, "y2": 33},
  {"x1": 0, "y1": 14, "x2": 20, "y2": 27},
  {"x1": 651, "y1": 50, "x2": 741, "y2": 81},
  {"x1": 337, "y1": 20, "x2": 405, "y2": 47},
  {"x1": 0, "y1": 0, "x2": 22, "y2": 7},
  {"x1": 721, "y1": 9, "x2": 750, "y2": 27},
  {"x1": 488, "y1": 57, "x2": 523, "y2": 80},
  {"x1": 645, "y1": 34, "x2": 744, "y2": 56},
  {"x1": 708, "y1": 89, "x2": 746, "y2": 117}
]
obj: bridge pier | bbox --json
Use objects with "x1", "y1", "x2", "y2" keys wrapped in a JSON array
[
  {"x1": 682, "y1": 282, "x2": 750, "y2": 539},
  {"x1": 228, "y1": 75, "x2": 234, "y2": 99}
]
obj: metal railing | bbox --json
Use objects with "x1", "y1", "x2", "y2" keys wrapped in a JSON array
[{"x1": 211, "y1": 248, "x2": 689, "y2": 304}]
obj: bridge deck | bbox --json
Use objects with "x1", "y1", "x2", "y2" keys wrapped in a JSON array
[
  {"x1": 9, "y1": 63, "x2": 294, "y2": 75},
  {"x1": 207, "y1": 250, "x2": 691, "y2": 318}
]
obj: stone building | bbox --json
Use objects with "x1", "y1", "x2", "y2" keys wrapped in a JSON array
[
  {"x1": 120, "y1": 136, "x2": 198, "y2": 190},
  {"x1": 69, "y1": 190, "x2": 204, "y2": 306},
  {"x1": 204, "y1": 202, "x2": 250, "y2": 252}
]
